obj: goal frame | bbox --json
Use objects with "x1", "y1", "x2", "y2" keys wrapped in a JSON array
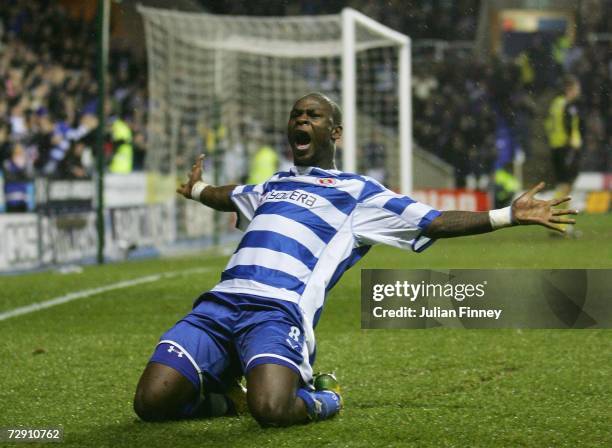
[
  {"x1": 138, "y1": 6, "x2": 413, "y2": 193},
  {"x1": 341, "y1": 8, "x2": 412, "y2": 193}
]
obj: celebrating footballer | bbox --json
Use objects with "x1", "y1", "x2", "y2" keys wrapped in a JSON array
[{"x1": 133, "y1": 93, "x2": 577, "y2": 426}]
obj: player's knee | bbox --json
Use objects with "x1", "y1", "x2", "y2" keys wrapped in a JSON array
[
  {"x1": 133, "y1": 378, "x2": 185, "y2": 422},
  {"x1": 133, "y1": 384, "x2": 169, "y2": 422},
  {"x1": 133, "y1": 362, "x2": 198, "y2": 422},
  {"x1": 248, "y1": 394, "x2": 292, "y2": 427}
]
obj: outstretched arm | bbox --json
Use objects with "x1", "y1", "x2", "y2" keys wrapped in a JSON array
[
  {"x1": 423, "y1": 182, "x2": 578, "y2": 239},
  {"x1": 176, "y1": 155, "x2": 237, "y2": 212}
]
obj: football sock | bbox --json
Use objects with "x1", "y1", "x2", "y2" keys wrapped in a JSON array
[{"x1": 296, "y1": 388, "x2": 342, "y2": 421}]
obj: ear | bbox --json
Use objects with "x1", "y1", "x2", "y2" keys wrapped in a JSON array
[{"x1": 331, "y1": 125, "x2": 342, "y2": 141}]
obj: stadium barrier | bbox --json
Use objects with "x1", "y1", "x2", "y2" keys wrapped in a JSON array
[
  {"x1": 1, "y1": 171, "x2": 608, "y2": 272},
  {"x1": 412, "y1": 172, "x2": 611, "y2": 213},
  {"x1": 573, "y1": 172, "x2": 612, "y2": 214},
  {"x1": 0, "y1": 173, "x2": 179, "y2": 272},
  {"x1": 412, "y1": 189, "x2": 490, "y2": 211}
]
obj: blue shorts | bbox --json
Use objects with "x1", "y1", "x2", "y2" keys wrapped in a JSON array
[{"x1": 149, "y1": 292, "x2": 314, "y2": 396}]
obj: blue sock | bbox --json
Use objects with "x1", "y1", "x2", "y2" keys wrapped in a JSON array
[{"x1": 297, "y1": 388, "x2": 342, "y2": 421}]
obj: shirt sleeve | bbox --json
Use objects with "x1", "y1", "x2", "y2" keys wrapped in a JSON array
[
  {"x1": 230, "y1": 184, "x2": 265, "y2": 231},
  {"x1": 352, "y1": 187, "x2": 441, "y2": 252}
]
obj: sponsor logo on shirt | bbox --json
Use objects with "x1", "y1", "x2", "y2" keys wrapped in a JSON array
[{"x1": 266, "y1": 190, "x2": 317, "y2": 207}]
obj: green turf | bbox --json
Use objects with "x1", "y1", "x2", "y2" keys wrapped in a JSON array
[{"x1": 1, "y1": 214, "x2": 610, "y2": 447}]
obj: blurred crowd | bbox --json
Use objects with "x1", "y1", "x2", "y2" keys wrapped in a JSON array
[
  {"x1": 412, "y1": 2, "x2": 611, "y2": 187},
  {"x1": 413, "y1": 58, "x2": 499, "y2": 188},
  {"x1": 569, "y1": 1, "x2": 612, "y2": 172},
  {"x1": 0, "y1": 0, "x2": 147, "y2": 210},
  {"x1": 205, "y1": 0, "x2": 610, "y2": 187},
  {"x1": 1, "y1": 0, "x2": 610, "y2": 212}
]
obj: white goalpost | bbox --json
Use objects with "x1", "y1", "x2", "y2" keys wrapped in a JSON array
[
  {"x1": 341, "y1": 8, "x2": 411, "y2": 194},
  {"x1": 139, "y1": 6, "x2": 412, "y2": 195}
]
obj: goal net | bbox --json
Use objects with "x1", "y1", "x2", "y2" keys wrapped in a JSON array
[{"x1": 138, "y1": 7, "x2": 411, "y2": 238}]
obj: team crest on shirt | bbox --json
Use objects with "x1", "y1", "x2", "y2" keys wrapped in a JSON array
[{"x1": 317, "y1": 178, "x2": 337, "y2": 186}]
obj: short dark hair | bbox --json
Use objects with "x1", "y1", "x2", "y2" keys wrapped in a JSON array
[
  {"x1": 563, "y1": 74, "x2": 579, "y2": 91},
  {"x1": 299, "y1": 92, "x2": 342, "y2": 126}
]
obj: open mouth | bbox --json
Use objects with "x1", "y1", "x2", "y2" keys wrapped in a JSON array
[{"x1": 294, "y1": 130, "x2": 311, "y2": 150}]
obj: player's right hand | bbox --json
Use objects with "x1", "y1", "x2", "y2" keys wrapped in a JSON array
[{"x1": 177, "y1": 154, "x2": 205, "y2": 199}]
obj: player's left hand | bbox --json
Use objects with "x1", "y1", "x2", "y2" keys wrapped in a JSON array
[
  {"x1": 177, "y1": 154, "x2": 205, "y2": 199},
  {"x1": 511, "y1": 182, "x2": 578, "y2": 233}
]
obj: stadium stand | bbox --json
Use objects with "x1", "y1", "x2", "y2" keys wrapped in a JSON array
[
  {"x1": 0, "y1": 0, "x2": 148, "y2": 211},
  {"x1": 199, "y1": 0, "x2": 610, "y2": 187},
  {"x1": 0, "y1": 0, "x2": 610, "y2": 213}
]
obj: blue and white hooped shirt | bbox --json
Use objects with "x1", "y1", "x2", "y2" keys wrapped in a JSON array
[{"x1": 210, "y1": 165, "x2": 440, "y2": 336}]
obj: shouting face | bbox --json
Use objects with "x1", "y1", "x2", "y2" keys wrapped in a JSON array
[{"x1": 287, "y1": 94, "x2": 342, "y2": 169}]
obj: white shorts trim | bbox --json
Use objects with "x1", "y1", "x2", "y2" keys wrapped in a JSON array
[
  {"x1": 245, "y1": 353, "x2": 313, "y2": 385},
  {"x1": 157, "y1": 339, "x2": 205, "y2": 400}
]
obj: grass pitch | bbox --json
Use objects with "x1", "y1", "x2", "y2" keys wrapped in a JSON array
[{"x1": 1, "y1": 214, "x2": 611, "y2": 447}]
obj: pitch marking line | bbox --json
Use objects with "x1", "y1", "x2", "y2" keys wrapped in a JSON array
[{"x1": 0, "y1": 267, "x2": 212, "y2": 322}]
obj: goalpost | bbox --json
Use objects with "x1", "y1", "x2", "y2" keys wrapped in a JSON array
[
  {"x1": 138, "y1": 6, "x2": 412, "y2": 237},
  {"x1": 340, "y1": 9, "x2": 412, "y2": 194}
]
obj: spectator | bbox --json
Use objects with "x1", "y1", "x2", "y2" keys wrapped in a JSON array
[
  {"x1": 3, "y1": 142, "x2": 31, "y2": 212},
  {"x1": 545, "y1": 75, "x2": 583, "y2": 233},
  {"x1": 57, "y1": 140, "x2": 88, "y2": 179},
  {"x1": 247, "y1": 139, "x2": 278, "y2": 185},
  {"x1": 109, "y1": 114, "x2": 134, "y2": 174}
]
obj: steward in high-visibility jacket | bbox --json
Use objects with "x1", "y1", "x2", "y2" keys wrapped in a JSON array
[
  {"x1": 109, "y1": 118, "x2": 133, "y2": 174},
  {"x1": 247, "y1": 145, "x2": 278, "y2": 185},
  {"x1": 494, "y1": 166, "x2": 520, "y2": 209},
  {"x1": 545, "y1": 75, "x2": 582, "y2": 185}
]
